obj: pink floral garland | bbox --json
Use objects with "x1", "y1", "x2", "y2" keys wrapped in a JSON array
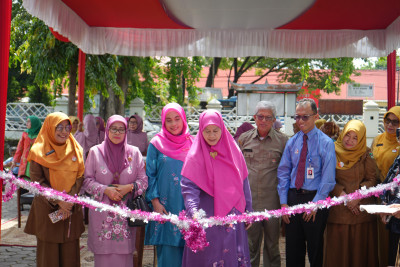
[
  {"x1": 1, "y1": 171, "x2": 400, "y2": 252},
  {"x1": 2, "y1": 179, "x2": 17, "y2": 202}
]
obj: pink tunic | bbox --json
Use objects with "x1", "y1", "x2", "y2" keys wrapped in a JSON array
[
  {"x1": 14, "y1": 132, "x2": 35, "y2": 176},
  {"x1": 81, "y1": 144, "x2": 148, "y2": 255}
]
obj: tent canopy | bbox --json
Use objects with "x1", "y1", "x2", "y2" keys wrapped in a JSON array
[{"x1": 23, "y1": 0, "x2": 400, "y2": 58}]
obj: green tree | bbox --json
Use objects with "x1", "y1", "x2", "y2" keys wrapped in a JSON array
[
  {"x1": 162, "y1": 57, "x2": 205, "y2": 105},
  {"x1": 10, "y1": 0, "x2": 78, "y2": 112},
  {"x1": 361, "y1": 56, "x2": 400, "y2": 70}
]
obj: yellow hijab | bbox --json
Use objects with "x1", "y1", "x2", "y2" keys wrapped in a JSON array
[
  {"x1": 69, "y1": 116, "x2": 80, "y2": 135},
  {"x1": 28, "y1": 112, "x2": 84, "y2": 193},
  {"x1": 315, "y1": 119, "x2": 326, "y2": 129},
  {"x1": 335, "y1": 120, "x2": 367, "y2": 170},
  {"x1": 372, "y1": 106, "x2": 400, "y2": 180}
]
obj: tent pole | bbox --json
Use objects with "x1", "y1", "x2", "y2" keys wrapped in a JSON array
[
  {"x1": 0, "y1": 0, "x2": 12, "y2": 242},
  {"x1": 77, "y1": 50, "x2": 86, "y2": 121},
  {"x1": 387, "y1": 51, "x2": 396, "y2": 109}
]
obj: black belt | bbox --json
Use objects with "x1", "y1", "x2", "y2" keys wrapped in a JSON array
[{"x1": 289, "y1": 188, "x2": 317, "y2": 194}]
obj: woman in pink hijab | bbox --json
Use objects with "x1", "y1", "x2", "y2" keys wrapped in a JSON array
[
  {"x1": 181, "y1": 109, "x2": 252, "y2": 267},
  {"x1": 144, "y1": 103, "x2": 194, "y2": 267}
]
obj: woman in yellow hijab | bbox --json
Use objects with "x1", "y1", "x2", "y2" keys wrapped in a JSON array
[
  {"x1": 324, "y1": 120, "x2": 378, "y2": 267},
  {"x1": 314, "y1": 118, "x2": 326, "y2": 129},
  {"x1": 24, "y1": 112, "x2": 85, "y2": 267},
  {"x1": 371, "y1": 105, "x2": 400, "y2": 267},
  {"x1": 372, "y1": 106, "x2": 400, "y2": 181},
  {"x1": 69, "y1": 116, "x2": 80, "y2": 136}
]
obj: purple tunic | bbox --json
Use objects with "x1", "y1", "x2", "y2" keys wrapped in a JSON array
[
  {"x1": 181, "y1": 177, "x2": 253, "y2": 267},
  {"x1": 81, "y1": 145, "x2": 148, "y2": 256},
  {"x1": 127, "y1": 131, "x2": 149, "y2": 156}
]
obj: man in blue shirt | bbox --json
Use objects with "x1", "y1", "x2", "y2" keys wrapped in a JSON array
[{"x1": 277, "y1": 98, "x2": 336, "y2": 267}]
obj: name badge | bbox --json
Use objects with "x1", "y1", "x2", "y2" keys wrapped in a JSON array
[{"x1": 307, "y1": 167, "x2": 314, "y2": 179}]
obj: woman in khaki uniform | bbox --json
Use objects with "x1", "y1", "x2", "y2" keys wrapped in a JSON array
[
  {"x1": 371, "y1": 106, "x2": 400, "y2": 267},
  {"x1": 24, "y1": 112, "x2": 85, "y2": 267},
  {"x1": 324, "y1": 120, "x2": 378, "y2": 267}
]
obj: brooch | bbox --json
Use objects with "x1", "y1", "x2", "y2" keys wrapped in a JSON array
[{"x1": 210, "y1": 151, "x2": 218, "y2": 159}]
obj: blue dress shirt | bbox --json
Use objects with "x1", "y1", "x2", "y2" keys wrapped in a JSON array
[{"x1": 277, "y1": 126, "x2": 336, "y2": 204}]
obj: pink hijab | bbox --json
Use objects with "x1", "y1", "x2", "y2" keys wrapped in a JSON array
[
  {"x1": 150, "y1": 103, "x2": 193, "y2": 162},
  {"x1": 98, "y1": 115, "x2": 129, "y2": 183},
  {"x1": 181, "y1": 110, "x2": 248, "y2": 217}
]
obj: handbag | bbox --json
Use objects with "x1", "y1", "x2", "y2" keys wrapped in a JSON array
[{"x1": 126, "y1": 183, "x2": 151, "y2": 227}]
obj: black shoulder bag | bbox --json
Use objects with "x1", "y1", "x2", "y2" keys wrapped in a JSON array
[{"x1": 126, "y1": 183, "x2": 151, "y2": 227}]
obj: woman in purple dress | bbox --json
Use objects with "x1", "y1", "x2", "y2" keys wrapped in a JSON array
[
  {"x1": 127, "y1": 115, "x2": 149, "y2": 156},
  {"x1": 95, "y1": 116, "x2": 106, "y2": 142},
  {"x1": 81, "y1": 115, "x2": 148, "y2": 267},
  {"x1": 74, "y1": 114, "x2": 101, "y2": 160},
  {"x1": 181, "y1": 109, "x2": 253, "y2": 267}
]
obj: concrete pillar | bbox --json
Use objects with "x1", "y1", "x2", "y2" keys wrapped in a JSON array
[
  {"x1": 363, "y1": 100, "x2": 380, "y2": 146},
  {"x1": 129, "y1": 97, "x2": 145, "y2": 118},
  {"x1": 206, "y1": 99, "x2": 222, "y2": 112},
  {"x1": 54, "y1": 96, "x2": 69, "y2": 115},
  {"x1": 284, "y1": 117, "x2": 296, "y2": 136}
]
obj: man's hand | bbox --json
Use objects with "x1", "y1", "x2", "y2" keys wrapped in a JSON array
[
  {"x1": 281, "y1": 204, "x2": 290, "y2": 224},
  {"x1": 303, "y1": 210, "x2": 317, "y2": 222}
]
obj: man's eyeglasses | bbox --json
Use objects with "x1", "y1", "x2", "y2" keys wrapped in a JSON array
[
  {"x1": 294, "y1": 114, "x2": 316, "y2": 121},
  {"x1": 55, "y1": 125, "x2": 72, "y2": 133},
  {"x1": 109, "y1": 127, "x2": 126, "y2": 134},
  {"x1": 384, "y1": 117, "x2": 400, "y2": 127},
  {"x1": 255, "y1": 115, "x2": 274, "y2": 121}
]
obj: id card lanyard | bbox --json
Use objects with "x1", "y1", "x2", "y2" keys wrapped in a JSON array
[{"x1": 307, "y1": 157, "x2": 314, "y2": 179}]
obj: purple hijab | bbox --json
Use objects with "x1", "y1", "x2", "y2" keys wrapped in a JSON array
[
  {"x1": 96, "y1": 116, "x2": 106, "y2": 142},
  {"x1": 127, "y1": 115, "x2": 148, "y2": 155},
  {"x1": 233, "y1": 122, "x2": 254, "y2": 141},
  {"x1": 98, "y1": 115, "x2": 129, "y2": 182}
]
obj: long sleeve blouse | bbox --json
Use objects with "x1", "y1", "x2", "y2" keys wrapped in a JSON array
[
  {"x1": 144, "y1": 143, "x2": 185, "y2": 247},
  {"x1": 81, "y1": 145, "x2": 148, "y2": 254}
]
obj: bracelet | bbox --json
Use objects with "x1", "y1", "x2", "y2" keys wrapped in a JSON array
[{"x1": 130, "y1": 184, "x2": 134, "y2": 192}]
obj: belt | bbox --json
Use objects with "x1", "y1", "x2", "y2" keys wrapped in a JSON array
[{"x1": 289, "y1": 188, "x2": 317, "y2": 194}]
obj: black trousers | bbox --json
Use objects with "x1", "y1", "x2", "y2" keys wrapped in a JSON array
[
  {"x1": 388, "y1": 231, "x2": 400, "y2": 266},
  {"x1": 285, "y1": 189, "x2": 329, "y2": 267}
]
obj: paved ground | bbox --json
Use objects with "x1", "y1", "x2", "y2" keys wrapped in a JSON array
[{"x1": 0, "y1": 190, "x2": 35, "y2": 267}]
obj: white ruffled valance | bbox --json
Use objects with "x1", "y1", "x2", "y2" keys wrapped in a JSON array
[{"x1": 23, "y1": 0, "x2": 400, "y2": 58}]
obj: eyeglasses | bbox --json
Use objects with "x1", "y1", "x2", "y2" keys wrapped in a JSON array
[
  {"x1": 55, "y1": 125, "x2": 72, "y2": 133},
  {"x1": 294, "y1": 114, "x2": 316, "y2": 121},
  {"x1": 109, "y1": 127, "x2": 126, "y2": 134},
  {"x1": 255, "y1": 115, "x2": 274, "y2": 121},
  {"x1": 128, "y1": 121, "x2": 137, "y2": 125},
  {"x1": 384, "y1": 117, "x2": 400, "y2": 127}
]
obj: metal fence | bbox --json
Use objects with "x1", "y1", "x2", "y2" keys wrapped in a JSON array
[
  {"x1": 3, "y1": 102, "x2": 386, "y2": 136},
  {"x1": 5, "y1": 103, "x2": 53, "y2": 131},
  {"x1": 146, "y1": 106, "x2": 254, "y2": 135}
]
